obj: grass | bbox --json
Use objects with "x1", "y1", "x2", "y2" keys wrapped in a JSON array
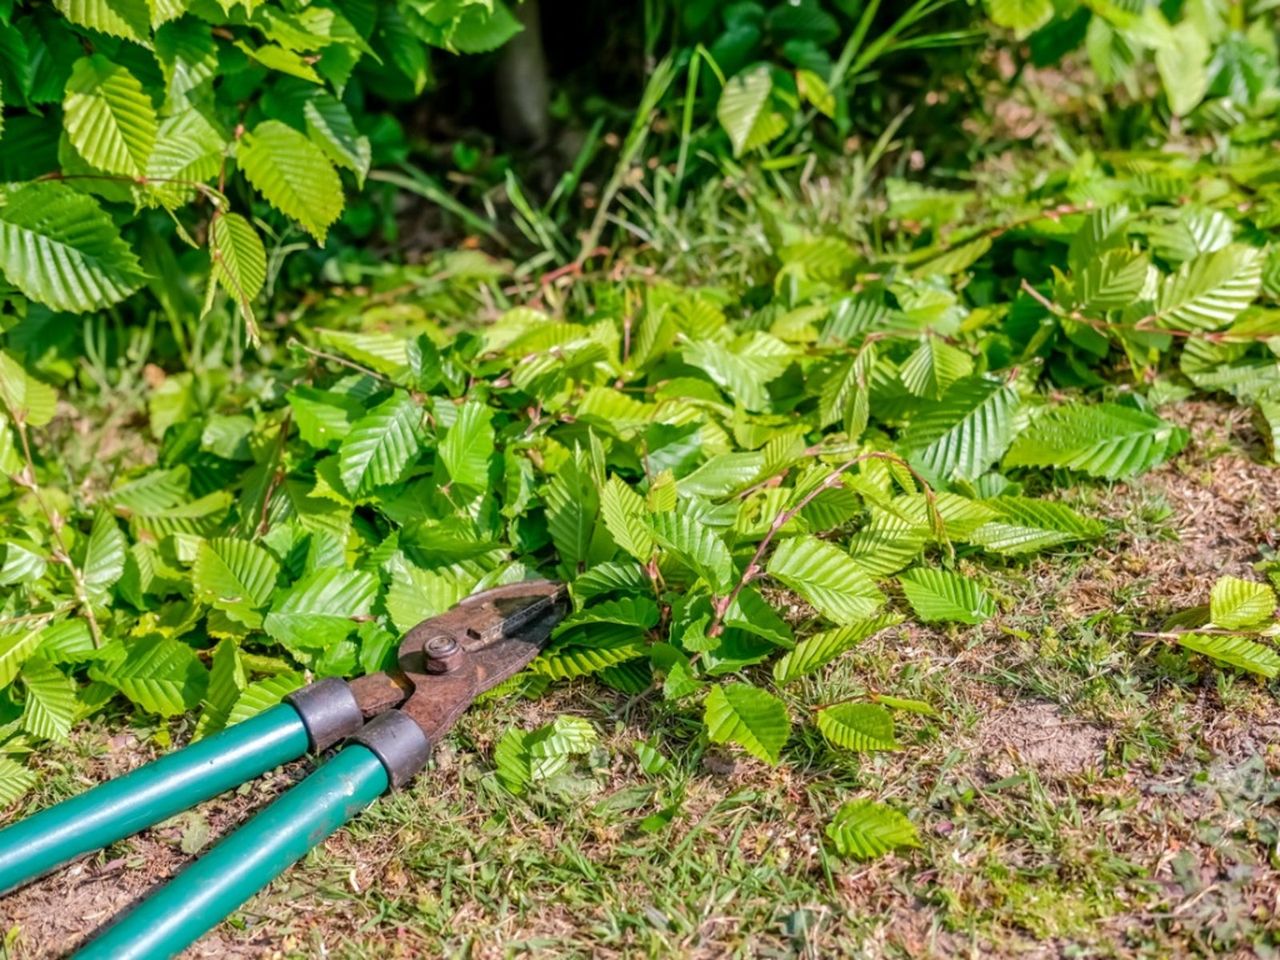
[{"x1": 4, "y1": 399, "x2": 1277, "y2": 959}]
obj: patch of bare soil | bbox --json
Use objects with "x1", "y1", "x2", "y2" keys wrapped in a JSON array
[
  {"x1": 1114, "y1": 401, "x2": 1279, "y2": 612},
  {"x1": 975, "y1": 700, "x2": 1108, "y2": 779}
]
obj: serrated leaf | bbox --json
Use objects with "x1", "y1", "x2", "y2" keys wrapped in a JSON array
[
  {"x1": 82, "y1": 511, "x2": 126, "y2": 604},
  {"x1": 772, "y1": 615, "x2": 901, "y2": 684},
  {"x1": 766, "y1": 536, "x2": 884, "y2": 625},
  {"x1": 684, "y1": 332, "x2": 792, "y2": 411},
  {"x1": 439, "y1": 400, "x2": 494, "y2": 489},
  {"x1": 63, "y1": 55, "x2": 157, "y2": 178},
  {"x1": 704, "y1": 682, "x2": 790, "y2": 764},
  {"x1": 55, "y1": 0, "x2": 151, "y2": 45},
  {"x1": 987, "y1": 0, "x2": 1052, "y2": 33},
  {"x1": 147, "y1": 111, "x2": 225, "y2": 207},
  {"x1": 717, "y1": 64, "x2": 784, "y2": 157},
  {"x1": 1004, "y1": 403, "x2": 1187, "y2": 480},
  {"x1": 21, "y1": 657, "x2": 76, "y2": 742},
  {"x1": 194, "y1": 638, "x2": 245, "y2": 740},
  {"x1": 650, "y1": 512, "x2": 734, "y2": 592},
  {"x1": 209, "y1": 213, "x2": 266, "y2": 332},
  {"x1": 903, "y1": 377, "x2": 1020, "y2": 485},
  {"x1": 556, "y1": 597, "x2": 659, "y2": 635},
  {"x1": 600, "y1": 476, "x2": 654, "y2": 561},
  {"x1": 1155, "y1": 245, "x2": 1263, "y2": 331},
  {"x1": 816, "y1": 703, "x2": 899, "y2": 752},
  {"x1": 1076, "y1": 251, "x2": 1151, "y2": 312},
  {"x1": 304, "y1": 94, "x2": 371, "y2": 186},
  {"x1": 968, "y1": 498, "x2": 1104, "y2": 555},
  {"x1": 288, "y1": 386, "x2": 364, "y2": 450},
  {"x1": 1209, "y1": 576, "x2": 1276, "y2": 630},
  {"x1": 238, "y1": 119, "x2": 343, "y2": 244},
  {"x1": 0, "y1": 182, "x2": 145, "y2": 312},
  {"x1": 1177, "y1": 633, "x2": 1280, "y2": 679},
  {"x1": 226, "y1": 672, "x2": 305, "y2": 726},
  {"x1": 825, "y1": 799, "x2": 920, "y2": 860},
  {"x1": 263, "y1": 568, "x2": 378, "y2": 651},
  {"x1": 900, "y1": 338, "x2": 973, "y2": 399},
  {"x1": 0, "y1": 757, "x2": 36, "y2": 806},
  {"x1": 534, "y1": 624, "x2": 648, "y2": 681},
  {"x1": 193, "y1": 538, "x2": 280, "y2": 626},
  {"x1": 0, "y1": 351, "x2": 58, "y2": 427},
  {"x1": 338, "y1": 393, "x2": 421, "y2": 496},
  {"x1": 898, "y1": 568, "x2": 994, "y2": 625},
  {"x1": 0, "y1": 626, "x2": 44, "y2": 691},
  {"x1": 545, "y1": 447, "x2": 599, "y2": 572},
  {"x1": 89, "y1": 637, "x2": 208, "y2": 716}
]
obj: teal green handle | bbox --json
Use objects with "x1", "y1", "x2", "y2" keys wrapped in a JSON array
[
  {"x1": 75, "y1": 745, "x2": 389, "y2": 960},
  {"x1": 0, "y1": 704, "x2": 309, "y2": 894}
]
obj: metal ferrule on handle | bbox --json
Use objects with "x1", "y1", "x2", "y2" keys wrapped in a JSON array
[
  {"x1": 0, "y1": 704, "x2": 309, "y2": 895},
  {"x1": 74, "y1": 745, "x2": 392, "y2": 960}
]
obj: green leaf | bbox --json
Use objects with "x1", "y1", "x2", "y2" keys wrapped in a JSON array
[
  {"x1": 600, "y1": 476, "x2": 654, "y2": 561},
  {"x1": 1155, "y1": 245, "x2": 1263, "y2": 331},
  {"x1": 544, "y1": 446, "x2": 600, "y2": 572},
  {"x1": 450, "y1": 0, "x2": 523, "y2": 53},
  {"x1": 0, "y1": 351, "x2": 58, "y2": 426},
  {"x1": 533, "y1": 627, "x2": 648, "y2": 681},
  {"x1": 0, "y1": 756, "x2": 36, "y2": 806},
  {"x1": 1177, "y1": 633, "x2": 1280, "y2": 679},
  {"x1": 825, "y1": 799, "x2": 920, "y2": 860},
  {"x1": 338, "y1": 393, "x2": 421, "y2": 496},
  {"x1": 0, "y1": 626, "x2": 45, "y2": 691},
  {"x1": 63, "y1": 55, "x2": 157, "y2": 177},
  {"x1": 816, "y1": 703, "x2": 899, "y2": 752},
  {"x1": 193, "y1": 638, "x2": 245, "y2": 739},
  {"x1": 898, "y1": 568, "x2": 994, "y2": 625},
  {"x1": 902, "y1": 377, "x2": 1020, "y2": 485},
  {"x1": 0, "y1": 182, "x2": 145, "y2": 312},
  {"x1": 683, "y1": 332, "x2": 792, "y2": 411},
  {"x1": 90, "y1": 637, "x2": 208, "y2": 716},
  {"x1": 288, "y1": 387, "x2": 364, "y2": 450},
  {"x1": 193, "y1": 538, "x2": 280, "y2": 626},
  {"x1": 55, "y1": 0, "x2": 151, "y2": 45},
  {"x1": 717, "y1": 65, "x2": 785, "y2": 157},
  {"x1": 650, "y1": 512, "x2": 734, "y2": 592},
  {"x1": 439, "y1": 400, "x2": 494, "y2": 489},
  {"x1": 703, "y1": 682, "x2": 790, "y2": 764},
  {"x1": 1156, "y1": 22, "x2": 1209, "y2": 117},
  {"x1": 899, "y1": 337, "x2": 973, "y2": 400},
  {"x1": 1076, "y1": 251, "x2": 1151, "y2": 312},
  {"x1": 766, "y1": 536, "x2": 884, "y2": 625},
  {"x1": 226, "y1": 672, "x2": 305, "y2": 726},
  {"x1": 772, "y1": 615, "x2": 902, "y2": 684},
  {"x1": 304, "y1": 94, "x2": 371, "y2": 187},
  {"x1": 967, "y1": 498, "x2": 1104, "y2": 555},
  {"x1": 82, "y1": 511, "x2": 126, "y2": 604},
  {"x1": 238, "y1": 119, "x2": 344, "y2": 244},
  {"x1": 209, "y1": 213, "x2": 266, "y2": 332},
  {"x1": 263, "y1": 568, "x2": 378, "y2": 651},
  {"x1": 1004, "y1": 403, "x2": 1187, "y2": 480},
  {"x1": 1209, "y1": 576, "x2": 1276, "y2": 630},
  {"x1": 987, "y1": 0, "x2": 1052, "y2": 33},
  {"x1": 147, "y1": 111, "x2": 225, "y2": 207},
  {"x1": 557, "y1": 597, "x2": 660, "y2": 635},
  {"x1": 21, "y1": 657, "x2": 76, "y2": 741}
]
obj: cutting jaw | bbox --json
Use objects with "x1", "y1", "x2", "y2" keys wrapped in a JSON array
[{"x1": 342, "y1": 579, "x2": 568, "y2": 786}]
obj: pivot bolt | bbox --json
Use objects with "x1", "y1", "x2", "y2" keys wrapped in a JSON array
[{"x1": 424, "y1": 635, "x2": 462, "y2": 673}]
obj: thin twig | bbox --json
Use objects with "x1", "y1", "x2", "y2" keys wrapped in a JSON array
[
  {"x1": 7, "y1": 413, "x2": 104, "y2": 649},
  {"x1": 1019, "y1": 279, "x2": 1277, "y2": 343},
  {"x1": 707, "y1": 451, "x2": 943, "y2": 637},
  {"x1": 290, "y1": 341, "x2": 394, "y2": 384}
]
